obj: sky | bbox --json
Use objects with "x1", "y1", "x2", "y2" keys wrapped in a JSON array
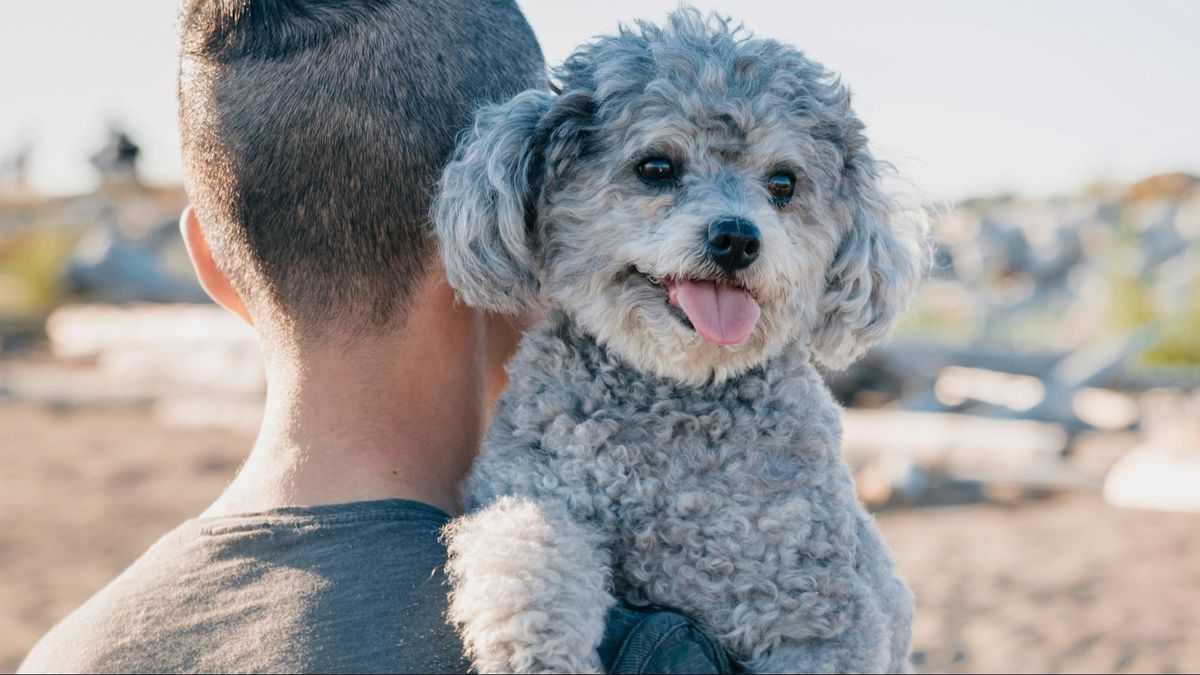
[{"x1": 1, "y1": 0, "x2": 1198, "y2": 202}]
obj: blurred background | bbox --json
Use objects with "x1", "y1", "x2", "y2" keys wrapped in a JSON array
[{"x1": 1, "y1": 1, "x2": 1198, "y2": 673}]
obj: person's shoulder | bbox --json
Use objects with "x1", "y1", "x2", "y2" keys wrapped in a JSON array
[
  {"x1": 18, "y1": 590, "x2": 140, "y2": 674},
  {"x1": 20, "y1": 500, "x2": 470, "y2": 674},
  {"x1": 600, "y1": 604, "x2": 735, "y2": 675},
  {"x1": 18, "y1": 524, "x2": 189, "y2": 674}
]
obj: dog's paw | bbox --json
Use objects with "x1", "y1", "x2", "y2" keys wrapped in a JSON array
[{"x1": 443, "y1": 496, "x2": 613, "y2": 673}]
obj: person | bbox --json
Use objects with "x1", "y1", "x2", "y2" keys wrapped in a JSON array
[{"x1": 19, "y1": 1, "x2": 729, "y2": 673}]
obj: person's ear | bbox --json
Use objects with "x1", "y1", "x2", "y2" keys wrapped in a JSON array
[{"x1": 179, "y1": 205, "x2": 252, "y2": 325}]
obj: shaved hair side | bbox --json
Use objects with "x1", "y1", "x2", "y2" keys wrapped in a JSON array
[{"x1": 178, "y1": 0, "x2": 545, "y2": 341}]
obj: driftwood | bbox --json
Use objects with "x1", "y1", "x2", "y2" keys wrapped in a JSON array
[
  {"x1": 43, "y1": 304, "x2": 264, "y2": 397},
  {"x1": 831, "y1": 330, "x2": 1159, "y2": 437},
  {"x1": 0, "y1": 305, "x2": 265, "y2": 434},
  {"x1": 843, "y1": 409, "x2": 1079, "y2": 478},
  {"x1": 842, "y1": 409, "x2": 1109, "y2": 507}
]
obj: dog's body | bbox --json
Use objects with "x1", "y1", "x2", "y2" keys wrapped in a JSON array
[
  {"x1": 446, "y1": 317, "x2": 911, "y2": 672},
  {"x1": 434, "y1": 9, "x2": 925, "y2": 673}
]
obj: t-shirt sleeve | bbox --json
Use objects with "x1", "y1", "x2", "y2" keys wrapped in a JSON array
[{"x1": 599, "y1": 604, "x2": 734, "y2": 674}]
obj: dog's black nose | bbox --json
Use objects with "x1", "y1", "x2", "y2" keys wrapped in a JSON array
[{"x1": 706, "y1": 218, "x2": 761, "y2": 273}]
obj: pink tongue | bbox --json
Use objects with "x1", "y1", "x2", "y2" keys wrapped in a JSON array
[{"x1": 670, "y1": 280, "x2": 761, "y2": 345}]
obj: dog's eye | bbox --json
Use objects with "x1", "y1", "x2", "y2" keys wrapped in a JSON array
[
  {"x1": 767, "y1": 173, "x2": 795, "y2": 204},
  {"x1": 637, "y1": 158, "x2": 676, "y2": 183}
]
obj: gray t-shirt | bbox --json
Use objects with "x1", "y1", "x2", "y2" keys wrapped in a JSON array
[
  {"x1": 21, "y1": 500, "x2": 466, "y2": 673},
  {"x1": 19, "y1": 499, "x2": 729, "y2": 674}
]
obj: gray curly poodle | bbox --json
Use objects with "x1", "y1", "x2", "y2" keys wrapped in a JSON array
[{"x1": 433, "y1": 8, "x2": 927, "y2": 673}]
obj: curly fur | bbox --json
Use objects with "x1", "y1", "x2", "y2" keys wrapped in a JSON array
[
  {"x1": 443, "y1": 496, "x2": 614, "y2": 673},
  {"x1": 434, "y1": 8, "x2": 924, "y2": 673}
]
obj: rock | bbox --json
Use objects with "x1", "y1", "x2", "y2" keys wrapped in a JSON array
[
  {"x1": 1104, "y1": 448, "x2": 1200, "y2": 513},
  {"x1": 1103, "y1": 389, "x2": 1200, "y2": 513}
]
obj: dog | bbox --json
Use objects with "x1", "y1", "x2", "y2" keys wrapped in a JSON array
[{"x1": 433, "y1": 9, "x2": 927, "y2": 673}]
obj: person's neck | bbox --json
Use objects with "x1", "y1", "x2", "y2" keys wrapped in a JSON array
[{"x1": 204, "y1": 279, "x2": 505, "y2": 519}]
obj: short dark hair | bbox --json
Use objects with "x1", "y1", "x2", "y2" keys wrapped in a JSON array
[{"x1": 178, "y1": 0, "x2": 544, "y2": 340}]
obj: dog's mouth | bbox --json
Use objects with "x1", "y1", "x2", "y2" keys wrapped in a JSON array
[{"x1": 634, "y1": 269, "x2": 762, "y2": 345}]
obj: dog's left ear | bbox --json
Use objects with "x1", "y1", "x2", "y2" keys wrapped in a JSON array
[
  {"x1": 433, "y1": 89, "x2": 592, "y2": 315},
  {"x1": 811, "y1": 129, "x2": 929, "y2": 370}
]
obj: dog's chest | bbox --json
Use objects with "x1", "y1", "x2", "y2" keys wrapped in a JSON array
[
  {"x1": 590, "y1": 394, "x2": 860, "y2": 595},
  {"x1": 477, "y1": 325, "x2": 856, "y2": 549}
]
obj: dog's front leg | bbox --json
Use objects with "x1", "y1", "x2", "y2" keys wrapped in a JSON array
[
  {"x1": 745, "y1": 530, "x2": 914, "y2": 675},
  {"x1": 443, "y1": 495, "x2": 615, "y2": 674}
]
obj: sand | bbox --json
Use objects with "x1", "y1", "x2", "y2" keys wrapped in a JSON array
[{"x1": 2, "y1": 400, "x2": 1197, "y2": 674}]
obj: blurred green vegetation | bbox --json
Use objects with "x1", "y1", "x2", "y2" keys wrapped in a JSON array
[
  {"x1": 1141, "y1": 285, "x2": 1200, "y2": 368},
  {"x1": 896, "y1": 282, "x2": 976, "y2": 343},
  {"x1": 0, "y1": 226, "x2": 79, "y2": 320}
]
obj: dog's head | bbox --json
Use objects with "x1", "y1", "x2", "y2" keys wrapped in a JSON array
[{"x1": 434, "y1": 9, "x2": 928, "y2": 384}]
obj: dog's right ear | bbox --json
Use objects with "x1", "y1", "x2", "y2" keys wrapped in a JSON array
[{"x1": 433, "y1": 90, "x2": 557, "y2": 315}]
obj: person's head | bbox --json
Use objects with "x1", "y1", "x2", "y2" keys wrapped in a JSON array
[{"x1": 177, "y1": 0, "x2": 545, "y2": 353}]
